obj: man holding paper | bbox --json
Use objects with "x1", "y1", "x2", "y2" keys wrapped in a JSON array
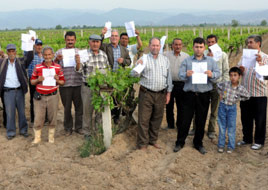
[
  {"x1": 76, "y1": 34, "x2": 109, "y2": 138},
  {"x1": 100, "y1": 28, "x2": 131, "y2": 124},
  {"x1": 31, "y1": 46, "x2": 65, "y2": 144},
  {"x1": 237, "y1": 35, "x2": 268, "y2": 150},
  {"x1": 131, "y1": 37, "x2": 173, "y2": 150},
  {"x1": 189, "y1": 35, "x2": 229, "y2": 139},
  {"x1": 174, "y1": 37, "x2": 220, "y2": 154},
  {"x1": 164, "y1": 38, "x2": 189, "y2": 129},
  {"x1": 54, "y1": 31, "x2": 83, "y2": 136}
]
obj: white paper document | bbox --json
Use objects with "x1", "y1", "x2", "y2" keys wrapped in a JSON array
[
  {"x1": 78, "y1": 49, "x2": 89, "y2": 63},
  {"x1": 192, "y1": 62, "x2": 208, "y2": 84},
  {"x1": 21, "y1": 33, "x2": 34, "y2": 51},
  {"x1": 160, "y1": 36, "x2": 167, "y2": 54},
  {"x1": 104, "y1": 21, "x2": 112, "y2": 39},
  {"x1": 208, "y1": 43, "x2": 223, "y2": 61},
  {"x1": 255, "y1": 63, "x2": 268, "y2": 78},
  {"x1": 133, "y1": 54, "x2": 147, "y2": 74},
  {"x1": 29, "y1": 30, "x2": 37, "y2": 39},
  {"x1": 42, "y1": 68, "x2": 56, "y2": 86},
  {"x1": 242, "y1": 49, "x2": 258, "y2": 68},
  {"x1": 125, "y1": 21, "x2": 137, "y2": 38},
  {"x1": 62, "y1": 49, "x2": 76, "y2": 67}
]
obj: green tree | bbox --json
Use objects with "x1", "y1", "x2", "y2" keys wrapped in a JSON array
[
  {"x1": 55, "y1": 24, "x2": 62, "y2": 29},
  {"x1": 231, "y1": 20, "x2": 239, "y2": 27},
  {"x1": 260, "y1": 20, "x2": 267, "y2": 26}
]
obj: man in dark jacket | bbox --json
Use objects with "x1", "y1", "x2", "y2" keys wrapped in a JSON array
[{"x1": 0, "y1": 44, "x2": 28, "y2": 140}]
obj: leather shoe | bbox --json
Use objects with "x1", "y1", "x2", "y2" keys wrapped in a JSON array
[
  {"x1": 173, "y1": 145, "x2": 182, "y2": 152},
  {"x1": 196, "y1": 146, "x2": 207, "y2": 155},
  {"x1": 6, "y1": 136, "x2": 15, "y2": 140}
]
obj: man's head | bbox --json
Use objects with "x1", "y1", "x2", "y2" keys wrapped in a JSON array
[
  {"x1": 34, "y1": 39, "x2": 43, "y2": 54},
  {"x1": 65, "y1": 31, "x2": 76, "y2": 48},
  {"x1": 110, "y1": 30, "x2": 120, "y2": 46},
  {"x1": 42, "y1": 46, "x2": 54, "y2": 63},
  {"x1": 120, "y1": 33, "x2": 129, "y2": 47},
  {"x1": 229, "y1": 67, "x2": 242, "y2": 85},
  {"x1": 193, "y1": 37, "x2": 206, "y2": 57},
  {"x1": 172, "y1": 38, "x2": 183, "y2": 54},
  {"x1": 149, "y1": 37, "x2": 161, "y2": 56},
  {"x1": 89, "y1": 34, "x2": 102, "y2": 52},
  {"x1": 247, "y1": 35, "x2": 262, "y2": 50},
  {"x1": 6, "y1": 44, "x2": 16, "y2": 61},
  {"x1": 206, "y1": 34, "x2": 218, "y2": 47}
]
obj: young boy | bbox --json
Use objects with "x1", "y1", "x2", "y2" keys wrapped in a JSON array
[{"x1": 217, "y1": 67, "x2": 250, "y2": 153}]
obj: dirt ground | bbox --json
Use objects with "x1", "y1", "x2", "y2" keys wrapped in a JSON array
[{"x1": 0, "y1": 35, "x2": 268, "y2": 190}]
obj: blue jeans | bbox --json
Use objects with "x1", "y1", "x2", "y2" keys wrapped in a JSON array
[
  {"x1": 4, "y1": 89, "x2": 28, "y2": 137},
  {"x1": 217, "y1": 102, "x2": 237, "y2": 150}
]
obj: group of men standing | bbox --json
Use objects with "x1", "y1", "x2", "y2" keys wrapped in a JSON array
[{"x1": 0, "y1": 29, "x2": 267, "y2": 154}]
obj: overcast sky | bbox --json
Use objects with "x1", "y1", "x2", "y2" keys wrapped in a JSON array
[{"x1": 1, "y1": 0, "x2": 267, "y2": 12}]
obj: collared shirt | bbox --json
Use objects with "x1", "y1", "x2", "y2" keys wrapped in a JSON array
[
  {"x1": 31, "y1": 62, "x2": 65, "y2": 94},
  {"x1": 127, "y1": 44, "x2": 138, "y2": 66},
  {"x1": 179, "y1": 55, "x2": 220, "y2": 93},
  {"x1": 76, "y1": 49, "x2": 109, "y2": 83},
  {"x1": 217, "y1": 81, "x2": 250, "y2": 105},
  {"x1": 238, "y1": 51, "x2": 268, "y2": 97},
  {"x1": 111, "y1": 44, "x2": 121, "y2": 71},
  {"x1": 204, "y1": 50, "x2": 229, "y2": 83},
  {"x1": 131, "y1": 53, "x2": 173, "y2": 92},
  {"x1": 4, "y1": 60, "x2": 20, "y2": 88},
  {"x1": 55, "y1": 48, "x2": 83, "y2": 87},
  {"x1": 28, "y1": 52, "x2": 43, "y2": 78},
  {"x1": 164, "y1": 50, "x2": 189, "y2": 81}
]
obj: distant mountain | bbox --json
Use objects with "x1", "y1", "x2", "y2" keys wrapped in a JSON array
[{"x1": 0, "y1": 8, "x2": 267, "y2": 29}]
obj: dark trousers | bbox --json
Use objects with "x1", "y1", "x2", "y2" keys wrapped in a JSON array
[
  {"x1": 240, "y1": 97, "x2": 267, "y2": 145},
  {"x1": 1, "y1": 91, "x2": 6, "y2": 127},
  {"x1": 29, "y1": 80, "x2": 36, "y2": 123},
  {"x1": 176, "y1": 91, "x2": 210, "y2": 148},
  {"x1": 166, "y1": 81, "x2": 184, "y2": 128},
  {"x1": 137, "y1": 87, "x2": 166, "y2": 148},
  {"x1": 59, "y1": 86, "x2": 83, "y2": 132}
]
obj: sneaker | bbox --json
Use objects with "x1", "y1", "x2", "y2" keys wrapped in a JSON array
[
  {"x1": 188, "y1": 129, "x2": 195, "y2": 136},
  {"x1": 227, "y1": 148, "x2": 233, "y2": 154},
  {"x1": 207, "y1": 132, "x2": 216, "y2": 139},
  {"x1": 251, "y1": 143, "x2": 263, "y2": 150},
  {"x1": 237, "y1": 140, "x2": 248, "y2": 146},
  {"x1": 218, "y1": 147, "x2": 224, "y2": 153}
]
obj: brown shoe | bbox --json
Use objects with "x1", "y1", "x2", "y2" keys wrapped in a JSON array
[
  {"x1": 75, "y1": 129, "x2": 84, "y2": 135},
  {"x1": 64, "y1": 130, "x2": 72, "y2": 136},
  {"x1": 138, "y1": 146, "x2": 147, "y2": 151},
  {"x1": 150, "y1": 144, "x2": 161, "y2": 149}
]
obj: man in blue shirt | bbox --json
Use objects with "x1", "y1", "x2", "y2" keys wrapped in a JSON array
[{"x1": 174, "y1": 37, "x2": 220, "y2": 154}]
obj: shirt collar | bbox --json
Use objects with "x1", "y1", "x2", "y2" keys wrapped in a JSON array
[
  {"x1": 42, "y1": 61, "x2": 56, "y2": 67},
  {"x1": 173, "y1": 51, "x2": 181, "y2": 57},
  {"x1": 191, "y1": 54, "x2": 207, "y2": 60},
  {"x1": 8, "y1": 59, "x2": 16, "y2": 65}
]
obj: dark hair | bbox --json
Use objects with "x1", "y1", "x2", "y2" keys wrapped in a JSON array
[
  {"x1": 193, "y1": 37, "x2": 205, "y2": 46},
  {"x1": 247, "y1": 35, "x2": 262, "y2": 47},
  {"x1": 65, "y1": 31, "x2": 76, "y2": 39},
  {"x1": 229, "y1": 67, "x2": 242, "y2": 76},
  {"x1": 120, "y1": 32, "x2": 128, "y2": 39},
  {"x1": 206, "y1": 34, "x2": 218, "y2": 42},
  {"x1": 172, "y1": 38, "x2": 182, "y2": 44}
]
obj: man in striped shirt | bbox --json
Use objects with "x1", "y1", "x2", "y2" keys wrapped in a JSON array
[
  {"x1": 238, "y1": 35, "x2": 268, "y2": 150},
  {"x1": 131, "y1": 37, "x2": 173, "y2": 150},
  {"x1": 31, "y1": 46, "x2": 65, "y2": 144},
  {"x1": 54, "y1": 31, "x2": 83, "y2": 136}
]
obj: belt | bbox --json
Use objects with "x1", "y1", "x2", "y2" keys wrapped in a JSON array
[
  {"x1": 140, "y1": 86, "x2": 166, "y2": 93},
  {"x1": 84, "y1": 82, "x2": 90, "y2": 87},
  {"x1": 172, "y1": 81, "x2": 184, "y2": 85},
  {"x1": 41, "y1": 91, "x2": 57, "y2": 96},
  {"x1": 3, "y1": 87, "x2": 21, "y2": 92},
  {"x1": 187, "y1": 91, "x2": 210, "y2": 96}
]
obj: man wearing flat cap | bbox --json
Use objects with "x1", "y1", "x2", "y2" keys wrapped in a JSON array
[
  {"x1": 0, "y1": 44, "x2": 29, "y2": 140},
  {"x1": 76, "y1": 34, "x2": 109, "y2": 138},
  {"x1": 25, "y1": 39, "x2": 44, "y2": 125}
]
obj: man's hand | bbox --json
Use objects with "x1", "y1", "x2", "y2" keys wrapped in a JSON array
[
  {"x1": 38, "y1": 76, "x2": 44, "y2": 82},
  {"x1": 166, "y1": 92, "x2": 171, "y2": 104},
  {"x1": 117, "y1": 58, "x2": 124, "y2": 64},
  {"x1": 135, "y1": 29, "x2": 140, "y2": 36},
  {"x1": 205, "y1": 70, "x2": 213, "y2": 78},
  {"x1": 75, "y1": 54, "x2": 80, "y2": 64},
  {"x1": 54, "y1": 75, "x2": 59, "y2": 81},
  {"x1": 256, "y1": 54, "x2": 263, "y2": 65},
  {"x1": 239, "y1": 66, "x2": 245, "y2": 74},
  {"x1": 102, "y1": 27, "x2": 107, "y2": 35},
  {"x1": 207, "y1": 51, "x2": 213, "y2": 57},
  {"x1": 136, "y1": 59, "x2": 143, "y2": 65},
  {"x1": 186, "y1": 70, "x2": 194, "y2": 77}
]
